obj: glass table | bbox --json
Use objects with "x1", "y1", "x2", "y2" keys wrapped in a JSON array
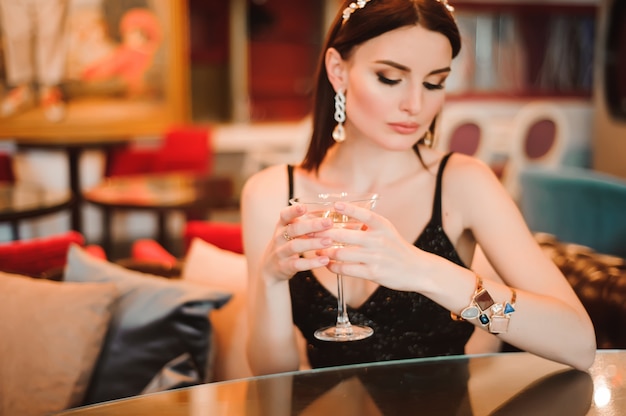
[
  {"x1": 0, "y1": 182, "x2": 73, "y2": 240},
  {"x1": 57, "y1": 350, "x2": 625, "y2": 415}
]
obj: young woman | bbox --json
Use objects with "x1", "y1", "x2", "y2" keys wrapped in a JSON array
[{"x1": 241, "y1": 0, "x2": 596, "y2": 375}]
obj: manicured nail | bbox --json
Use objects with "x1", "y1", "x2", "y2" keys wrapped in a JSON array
[
  {"x1": 335, "y1": 202, "x2": 345, "y2": 210},
  {"x1": 319, "y1": 256, "x2": 329, "y2": 265}
]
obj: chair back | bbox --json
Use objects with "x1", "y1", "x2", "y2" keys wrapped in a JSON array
[
  {"x1": 105, "y1": 125, "x2": 212, "y2": 177},
  {"x1": 436, "y1": 104, "x2": 494, "y2": 165},
  {"x1": 519, "y1": 166, "x2": 626, "y2": 258},
  {"x1": 153, "y1": 125, "x2": 212, "y2": 175},
  {"x1": 502, "y1": 101, "x2": 570, "y2": 200}
]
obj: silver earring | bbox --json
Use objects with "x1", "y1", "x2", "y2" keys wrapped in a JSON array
[{"x1": 332, "y1": 90, "x2": 346, "y2": 143}]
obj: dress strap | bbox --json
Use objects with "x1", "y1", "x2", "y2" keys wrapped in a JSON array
[
  {"x1": 430, "y1": 153, "x2": 454, "y2": 225},
  {"x1": 287, "y1": 164, "x2": 295, "y2": 203}
]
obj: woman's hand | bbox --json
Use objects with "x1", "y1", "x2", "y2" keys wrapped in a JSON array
[
  {"x1": 316, "y1": 201, "x2": 432, "y2": 292},
  {"x1": 261, "y1": 203, "x2": 335, "y2": 283}
]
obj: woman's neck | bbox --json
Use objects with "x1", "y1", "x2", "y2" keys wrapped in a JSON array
[{"x1": 314, "y1": 140, "x2": 425, "y2": 192}]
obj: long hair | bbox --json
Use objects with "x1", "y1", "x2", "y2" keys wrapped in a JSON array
[{"x1": 301, "y1": 0, "x2": 461, "y2": 172}]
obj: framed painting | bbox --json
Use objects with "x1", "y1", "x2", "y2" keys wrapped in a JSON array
[{"x1": 0, "y1": 0, "x2": 189, "y2": 139}]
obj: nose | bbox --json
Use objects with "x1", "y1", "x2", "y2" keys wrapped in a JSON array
[{"x1": 399, "y1": 84, "x2": 422, "y2": 115}]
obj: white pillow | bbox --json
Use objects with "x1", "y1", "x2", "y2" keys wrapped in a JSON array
[
  {"x1": 182, "y1": 238, "x2": 251, "y2": 381},
  {"x1": 182, "y1": 237, "x2": 247, "y2": 291}
]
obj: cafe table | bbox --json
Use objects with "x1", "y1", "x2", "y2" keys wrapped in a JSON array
[
  {"x1": 84, "y1": 173, "x2": 233, "y2": 255},
  {"x1": 0, "y1": 181, "x2": 73, "y2": 240},
  {"x1": 12, "y1": 136, "x2": 130, "y2": 233},
  {"x1": 57, "y1": 350, "x2": 624, "y2": 415}
]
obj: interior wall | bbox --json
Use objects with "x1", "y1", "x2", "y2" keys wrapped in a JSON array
[{"x1": 591, "y1": 0, "x2": 626, "y2": 178}]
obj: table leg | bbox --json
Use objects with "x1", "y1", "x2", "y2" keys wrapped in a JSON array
[
  {"x1": 157, "y1": 211, "x2": 167, "y2": 251},
  {"x1": 67, "y1": 147, "x2": 83, "y2": 233},
  {"x1": 10, "y1": 221, "x2": 20, "y2": 240},
  {"x1": 101, "y1": 207, "x2": 113, "y2": 257}
]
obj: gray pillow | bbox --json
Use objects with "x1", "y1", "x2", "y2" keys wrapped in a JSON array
[{"x1": 64, "y1": 244, "x2": 231, "y2": 405}]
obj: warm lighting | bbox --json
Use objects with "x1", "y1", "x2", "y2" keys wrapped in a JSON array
[{"x1": 593, "y1": 383, "x2": 611, "y2": 408}]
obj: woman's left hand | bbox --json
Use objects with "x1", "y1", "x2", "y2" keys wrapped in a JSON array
[{"x1": 315, "y1": 201, "x2": 433, "y2": 291}]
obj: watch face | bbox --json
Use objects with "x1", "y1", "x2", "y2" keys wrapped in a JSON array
[{"x1": 474, "y1": 288, "x2": 495, "y2": 311}]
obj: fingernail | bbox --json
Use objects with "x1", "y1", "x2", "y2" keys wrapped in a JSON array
[
  {"x1": 321, "y1": 218, "x2": 332, "y2": 227},
  {"x1": 335, "y1": 202, "x2": 345, "y2": 210},
  {"x1": 319, "y1": 257, "x2": 329, "y2": 265},
  {"x1": 322, "y1": 238, "x2": 333, "y2": 246}
]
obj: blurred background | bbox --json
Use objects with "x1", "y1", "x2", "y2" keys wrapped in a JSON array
[{"x1": 1, "y1": 0, "x2": 624, "y2": 259}]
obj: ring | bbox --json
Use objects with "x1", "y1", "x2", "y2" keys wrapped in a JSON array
[{"x1": 283, "y1": 228, "x2": 293, "y2": 241}]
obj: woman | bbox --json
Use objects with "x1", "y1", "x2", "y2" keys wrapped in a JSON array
[{"x1": 241, "y1": 0, "x2": 596, "y2": 375}]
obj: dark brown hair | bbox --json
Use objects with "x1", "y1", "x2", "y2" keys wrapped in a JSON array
[{"x1": 301, "y1": 0, "x2": 461, "y2": 172}]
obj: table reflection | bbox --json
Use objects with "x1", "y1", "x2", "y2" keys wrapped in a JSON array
[{"x1": 58, "y1": 351, "x2": 626, "y2": 415}]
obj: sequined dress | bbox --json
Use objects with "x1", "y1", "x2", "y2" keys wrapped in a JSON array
[{"x1": 288, "y1": 153, "x2": 475, "y2": 368}]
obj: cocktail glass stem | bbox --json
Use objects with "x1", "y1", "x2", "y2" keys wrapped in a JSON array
[{"x1": 334, "y1": 273, "x2": 353, "y2": 337}]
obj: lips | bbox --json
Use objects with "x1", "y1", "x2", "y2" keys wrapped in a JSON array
[{"x1": 388, "y1": 122, "x2": 420, "y2": 135}]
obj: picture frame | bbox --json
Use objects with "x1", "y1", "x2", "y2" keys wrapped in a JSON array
[{"x1": 0, "y1": 0, "x2": 189, "y2": 139}]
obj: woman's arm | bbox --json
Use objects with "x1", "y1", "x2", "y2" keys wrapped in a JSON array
[
  {"x1": 241, "y1": 165, "x2": 333, "y2": 375},
  {"x1": 454, "y1": 157, "x2": 596, "y2": 370},
  {"x1": 320, "y1": 156, "x2": 596, "y2": 370}
]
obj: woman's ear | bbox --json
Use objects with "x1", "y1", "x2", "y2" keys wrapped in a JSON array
[{"x1": 325, "y1": 48, "x2": 347, "y2": 93}]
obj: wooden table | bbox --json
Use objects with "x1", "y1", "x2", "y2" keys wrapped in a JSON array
[
  {"x1": 58, "y1": 350, "x2": 625, "y2": 415},
  {"x1": 84, "y1": 173, "x2": 233, "y2": 255},
  {"x1": 0, "y1": 182, "x2": 73, "y2": 240}
]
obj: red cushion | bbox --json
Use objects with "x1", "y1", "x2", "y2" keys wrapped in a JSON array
[
  {"x1": 183, "y1": 221, "x2": 243, "y2": 254},
  {"x1": 131, "y1": 239, "x2": 178, "y2": 267},
  {"x1": 0, "y1": 231, "x2": 85, "y2": 276}
]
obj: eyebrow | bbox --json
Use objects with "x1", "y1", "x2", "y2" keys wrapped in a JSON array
[{"x1": 375, "y1": 60, "x2": 451, "y2": 75}]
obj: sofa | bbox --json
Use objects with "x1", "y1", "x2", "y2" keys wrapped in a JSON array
[{"x1": 0, "y1": 233, "x2": 232, "y2": 416}]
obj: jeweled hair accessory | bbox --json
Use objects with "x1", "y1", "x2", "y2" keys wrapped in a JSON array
[
  {"x1": 342, "y1": 0, "x2": 371, "y2": 24},
  {"x1": 436, "y1": 0, "x2": 455, "y2": 13}
]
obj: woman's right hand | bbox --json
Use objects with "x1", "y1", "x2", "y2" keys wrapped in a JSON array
[{"x1": 261, "y1": 204, "x2": 335, "y2": 283}]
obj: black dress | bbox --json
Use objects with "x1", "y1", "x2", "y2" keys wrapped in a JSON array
[{"x1": 288, "y1": 153, "x2": 475, "y2": 368}]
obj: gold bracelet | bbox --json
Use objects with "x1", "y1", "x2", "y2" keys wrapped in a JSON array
[
  {"x1": 488, "y1": 287, "x2": 516, "y2": 334},
  {"x1": 451, "y1": 274, "x2": 517, "y2": 335}
]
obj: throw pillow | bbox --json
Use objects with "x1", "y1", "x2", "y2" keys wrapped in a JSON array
[
  {"x1": 0, "y1": 272, "x2": 119, "y2": 416},
  {"x1": 0, "y1": 230, "x2": 84, "y2": 277},
  {"x1": 182, "y1": 237, "x2": 250, "y2": 381},
  {"x1": 64, "y1": 244, "x2": 231, "y2": 405}
]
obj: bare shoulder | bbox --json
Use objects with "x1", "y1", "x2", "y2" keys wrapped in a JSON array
[
  {"x1": 443, "y1": 153, "x2": 503, "y2": 197},
  {"x1": 242, "y1": 164, "x2": 290, "y2": 205},
  {"x1": 241, "y1": 164, "x2": 292, "y2": 230}
]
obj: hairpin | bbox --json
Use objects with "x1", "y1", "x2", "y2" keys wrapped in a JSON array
[
  {"x1": 436, "y1": 0, "x2": 455, "y2": 13},
  {"x1": 342, "y1": 0, "x2": 371, "y2": 24}
]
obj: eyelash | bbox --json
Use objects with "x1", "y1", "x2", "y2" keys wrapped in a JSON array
[
  {"x1": 424, "y1": 82, "x2": 444, "y2": 90},
  {"x1": 376, "y1": 74, "x2": 445, "y2": 90}
]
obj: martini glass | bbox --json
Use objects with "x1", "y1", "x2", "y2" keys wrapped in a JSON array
[{"x1": 289, "y1": 192, "x2": 378, "y2": 341}]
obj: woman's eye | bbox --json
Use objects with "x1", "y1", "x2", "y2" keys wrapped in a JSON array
[
  {"x1": 424, "y1": 81, "x2": 444, "y2": 90},
  {"x1": 377, "y1": 74, "x2": 401, "y2": 86}
]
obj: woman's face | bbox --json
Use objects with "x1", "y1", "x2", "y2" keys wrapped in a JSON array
[{"x1": 342, "y1": 24, "x2": 452, "y2": 150}]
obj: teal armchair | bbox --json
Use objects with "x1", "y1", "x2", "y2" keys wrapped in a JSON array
[{"x1": 519, "y1": 166, "x2": 626, "y2": 259}]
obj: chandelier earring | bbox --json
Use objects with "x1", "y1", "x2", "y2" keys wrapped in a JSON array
[{"x1": 332, "y1": 89, "x2": 346, "y2": 143}]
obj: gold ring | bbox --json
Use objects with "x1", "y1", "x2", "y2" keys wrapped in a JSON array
[{"x1": 283, "y1": 228, "x2": 293, "y2": 241}]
